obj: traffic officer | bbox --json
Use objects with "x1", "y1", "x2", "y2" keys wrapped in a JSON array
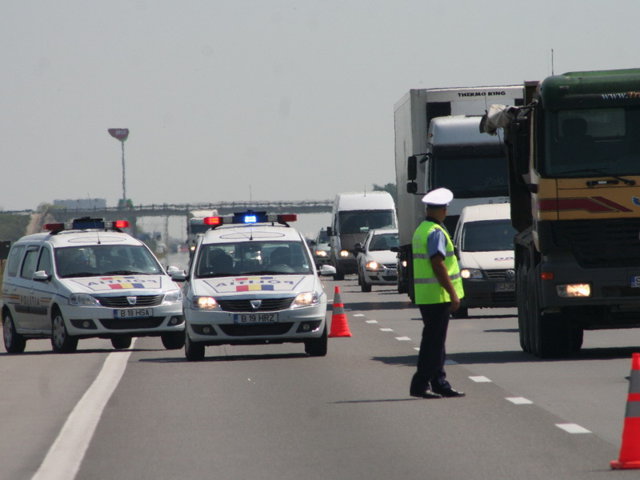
[{"x1": 409, "y1": 187, "x2": 466, "y2": 399}]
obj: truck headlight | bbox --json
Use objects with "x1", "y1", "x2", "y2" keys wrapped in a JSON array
[
  {"x1": 192, "y1": 296, "x2": 218, "y2": 309},
  {"x1": 460, "y1": 268, "x2": 483, "y2": 280},
  {"x1": 293, "y1": 291, "x2": 319, "y2": 307},
  {"x1": 69, "y1": 293, "x2": 100, "y2": 306},
  {"x1": 339, "y1": 250, "x2": 349, "y2": 258},
  {"x1": 556, "y1": 283, "x2": 591, "y2": 297}
]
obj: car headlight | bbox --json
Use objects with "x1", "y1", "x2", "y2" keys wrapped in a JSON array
[
  {"x1": 315, "y1": 250, "x2": 328, "y2": 257},
  {"x1": 293, "y1": 291, "x2": 320, "y2": 307},
  {"x1": 460, "y1": 268, "x2": 483, "y2": 280},
  {"x1": 164, "y1": 290, "x2": 183, "y2": 303},
  {"x1": 69, "y1": 293, "x2": 100, "y2": 306},
  {"x1": 192, "y1": 296, "x2": 218, "y2": 310},
  {"x1": 339, "y1": 250, "x2": 349, "y2": 258},
  {"x1": 365, "y1": 261, "x2": 380, "y2": 271}
]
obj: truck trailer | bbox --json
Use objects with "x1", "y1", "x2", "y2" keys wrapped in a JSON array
[
  {"x1": 394, "y1": 86, "x2": 524, "y2": 297},
  {"x1": 480, "y1": 69, "x2": 640, "y2": 357}
]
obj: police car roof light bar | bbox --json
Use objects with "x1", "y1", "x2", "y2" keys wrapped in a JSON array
[{"x1": 44, "y1": 223, "x2": 65, "y2": 233}]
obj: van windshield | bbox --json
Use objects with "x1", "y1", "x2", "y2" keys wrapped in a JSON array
[
  {"x1": 460, "y1": 219, "x2": 516, "y2": 252},
  {"x1": 338, "y1": 210, "x2": 396, "y2": 234},
  {"x1": 54, "y1": 245, "x2": 163, "y2": 278}
]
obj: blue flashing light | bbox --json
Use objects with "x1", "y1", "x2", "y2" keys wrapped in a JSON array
[
  {"x1": 72, "y1": 217, "x2": 105, "y2": 230},
  {"x1": 231, "y1": 211, "x2": 268, "y2": 224},
  {"x1": 244, "y1": 214, "x2": 257, "y2": 224}
]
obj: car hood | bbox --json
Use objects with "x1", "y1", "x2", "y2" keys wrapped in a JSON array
[
  {"x1": 61, "y1": 275, "x2": 172, "y2": 294},
  {"x1": 458, "y1": 250, "x2": 514, "y2": 270},
  {"x1": 193, "y1": 274, "x2": 320, "y2": 297},
  {"x1": 363, "y1": 250, "x2": 397, "y2": 264}
]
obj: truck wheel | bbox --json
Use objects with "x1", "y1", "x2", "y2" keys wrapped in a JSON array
[
  {"x1": 51, "y1": 309, "x2": 78, "y2": 353},
  {"x1": 516, "y1": 267, "x2": 531, "y2": 353},
  {"x1": 3, "y1": 312, "x2": 26, "y2": 354}
]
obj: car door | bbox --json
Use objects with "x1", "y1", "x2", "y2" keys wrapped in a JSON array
[
  {"x1": 31, "y1": 246, "x2": 55, "y2": 332},
  {"x1": 15, "y1": 245, "x2": 41, "y2": 331}
]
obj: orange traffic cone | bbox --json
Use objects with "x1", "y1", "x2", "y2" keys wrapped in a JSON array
[
  {"x1": 329, "y1": 286, "x2": 352, "y2": 337},
  {"x1": 611, "y1": 353, "x2": 640, "y2": 469}
]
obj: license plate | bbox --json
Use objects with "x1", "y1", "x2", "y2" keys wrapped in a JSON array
[
  {"x1": 631, "y1": 276, "x2": 640, "y2": 288},
  {"x1": 233, "y1": 312, "x2": 279, "y2": 324},
  {"x1": 114, "y1": 308, "x2": 152, "y2": 319},
  {"x1": 495, "y1": 282, "x2": 515, "y2": 292}
]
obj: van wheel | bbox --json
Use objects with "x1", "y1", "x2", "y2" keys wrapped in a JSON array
[
  {"x1": 3, "y1": 312, "x2": 26, "y2": 353},
  {"x1": 51, "y1": 309, "x2": 78, "y2": 353},
  {"x1": 111, "y1": 335, "x2": 132, "y2": 350},
  {"x1": 161, "y1": 332, "x2": 185, "y2": 350}
]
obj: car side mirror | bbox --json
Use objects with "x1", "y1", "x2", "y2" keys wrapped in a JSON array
[
  {"x1": 319, "y1": 264, "x2": 337, "y2": 276},
  {"x1": 326, "y1": 226, "x2": 333, "y2": 236},
  {"x1": 167, "y1": 265, "x2": 187, "y2": 282},
  {"x1": 33, "y1": 270, "x2": 51, "y2": 282},
  {"x1": 353, "y1": 242, "x2": 364, "y2": 253}
]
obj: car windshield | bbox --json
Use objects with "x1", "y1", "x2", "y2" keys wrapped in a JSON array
[
  {"x1": 317, "y1": 229, "x2": 329, "y2": 243},
  {"x1": 460, "y1": 220, "x2": 516, "y2": 252},
  {"x1": 369, "y1": 233, "x2": 399, "y2": 251},
  {"x1": 54, "y1": 245, "x2": 163, "y2": 278},
  {"x1": 195, "y1": 240, "x2": 313, "y2": 278}
]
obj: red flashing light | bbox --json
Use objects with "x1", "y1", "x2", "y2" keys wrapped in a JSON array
[
  {"x1": 204, "y1": 216, "x2": 222, "y2": 226},
  {"x1": 278, "y1": 214, "x2": 297, "y2": 223},
  {"x1": 44, "y1": 223, "x2": 65, "y2": 232},
  {"x1": 113, "y1": 220, "x2": 130, "y2": 229}
]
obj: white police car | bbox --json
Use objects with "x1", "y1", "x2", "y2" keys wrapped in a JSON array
[
  {"x1": 1, "y1": 217, "x2": 185, "y2": 353},
  {"x1": 183, "y1": 211, "x2": 328, "y2": 361}
]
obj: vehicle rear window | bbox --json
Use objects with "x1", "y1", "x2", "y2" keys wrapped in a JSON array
[{"x1": 5, "y1": 245, "x2": 25, "y2": 277}]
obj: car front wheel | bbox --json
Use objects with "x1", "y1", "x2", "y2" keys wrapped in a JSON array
[
  {"x1": 304, "y1": 326, "x2": 328, "y2": 357},
  {"x1": 185, "y1": 333, "x2": 205, "y2": 361},
  {"x1": 161, "y1": 332, "x2": 185, "y2": 350},
  {"x1": 51, "y1": 309, "x2": 78, "y2": 353}
]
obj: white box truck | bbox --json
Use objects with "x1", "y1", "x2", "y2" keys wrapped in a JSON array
[
  {"x1": 327, "y1": 192, "x2": 397, "y2": 280},
  {"x1": 394, "y1": 86, "x2": 524, "y2": 298}
]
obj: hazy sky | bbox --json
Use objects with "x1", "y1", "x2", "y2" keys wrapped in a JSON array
[{"x1": 2, "y1": 0, "x2": 639, "y2": 212}]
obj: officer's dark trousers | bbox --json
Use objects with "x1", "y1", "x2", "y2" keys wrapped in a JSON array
[{"x1": 410, "y1": 302, "x2": 451, "y2": 393}]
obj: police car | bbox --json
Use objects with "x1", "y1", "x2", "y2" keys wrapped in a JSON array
[
  {"x1": 183, "y1": 211, "x2": 329, "y2": 361},
  {"x1": 1, "y1": 218, "x2": 185, "y2": 353}
]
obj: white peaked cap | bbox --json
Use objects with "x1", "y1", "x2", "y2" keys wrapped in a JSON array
[{"x1": 421, "y1": 188, "x2": 454, "y2": 206}]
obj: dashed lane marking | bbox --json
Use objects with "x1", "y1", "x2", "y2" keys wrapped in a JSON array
[
  {"x1": 395, "y1": 336, "x2": 411, "y2": 341},
  {"x1": 469, "y1": 376, "x2": 492, "y2": 383},
  {"x1": 506, "y1": 397, "x2": 533, "y2": 405},
  {"x1": 379, "y1": 328, "x2": 394, "y2": 332},
  {"x1": 365, "y1": 320, "x2": 378, "y2": 324},
  {"x1": 556, "y1": 423, "x2": 591, "y2": 434}
]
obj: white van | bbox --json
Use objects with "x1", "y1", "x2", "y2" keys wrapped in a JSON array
[
  {"x1": 452, "y1": 203, "x2": 516, "y2": 317},
  {"x1": 327, "y1": 192, "x2": 397, "y2": 280}
]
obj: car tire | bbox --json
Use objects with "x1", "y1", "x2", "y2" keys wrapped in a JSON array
[
  {"x1": 3, "y1": 311, "x2": 26, "y2": 354},
  {"x1": 161, "y1": 332, "x2": 185, "y2": 350},
  {"x1": 111, "y1": 335, "x2": 132, "y2": 350},
  {"x1": 185, "y1": 333, "x2": 205, "y2": 361},
  {"x1": 51, "y1": 308, "x2": 78, "y2": 353},
  {"x1": 304, "y1": 325, "x2": 328, "y2": 357},
  {"x1": 361, "y1": 278, "x2": 372, "y2": 292}
]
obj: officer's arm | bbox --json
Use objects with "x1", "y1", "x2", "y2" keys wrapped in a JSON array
[{"x1": 431, "y1": 254, "x2": 461, "y2": 312}]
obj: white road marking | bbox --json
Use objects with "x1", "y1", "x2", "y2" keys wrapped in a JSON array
[
  {"x1": 395, "y1": 336, "x2": 411, "y2": 341},
  {"x1": 353, "y1": 314, "x2": 365, "y2": 317},
  {"x1": 506, "y1": 397, "x2": 533, "y2": 405},
  {"x1": 556, "y1": 423, "x2": 591, "y2": 434},
  {"x1": 365, "y1": 320, "x2": 378, "y2": 324},
  {"x1": 379, "y1": 328, "x2": 394, "y2": 332},
  {"x1": 469, "y1": 376, "x2": 492, "y2": 383},
  {"x1": 32, "y1": 341, "x2": 135, "y2": 480}
]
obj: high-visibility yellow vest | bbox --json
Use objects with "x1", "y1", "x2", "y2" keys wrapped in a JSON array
[{"x1": 412, "y1": 220, "x2": 464, "y2": 304}]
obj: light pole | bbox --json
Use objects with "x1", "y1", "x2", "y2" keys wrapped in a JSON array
[{"x1": 108, "y1": 128, "x2": 130, "y2": 208}]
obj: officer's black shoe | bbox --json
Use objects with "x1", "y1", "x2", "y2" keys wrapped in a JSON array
[
  {"x1": 410, "y1": 389, "x2": 442, "y2": 399},
  {"x1": 432, "y1": 387, "x2": 465, "y2": 398}
]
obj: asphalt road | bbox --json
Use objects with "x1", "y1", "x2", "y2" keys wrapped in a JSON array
[{"x1": 2, "y1": 276, "x2": 640, "y2": 479}]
